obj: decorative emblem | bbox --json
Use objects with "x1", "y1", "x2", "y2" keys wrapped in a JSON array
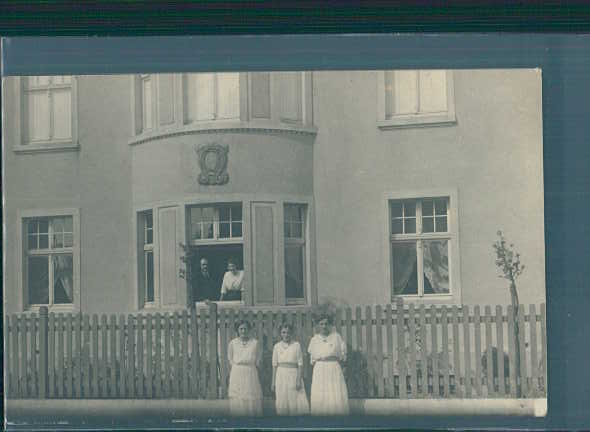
[{"x1": 195, "y1": 143, "x2": 229, "y2": 185}]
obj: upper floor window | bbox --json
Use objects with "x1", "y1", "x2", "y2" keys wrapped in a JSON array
[
  {"x1": 378, "y1": 70, "x2": 456, "y2": 129},
  {"x1": 276, "y1": 72, "x2": 303, "y2": 124},
  {"x1": 21, "y1": 76, "x2": 77, "y2": 150},
  {"x1": 185, "y1": 73, "x2": 240, "y2": 122},
  {"x1": 20, "y1": 210, "x2": 80, "y2": 311},
  {"x1": 140, "y1": 74, "x2": 155, "y2": 131}
]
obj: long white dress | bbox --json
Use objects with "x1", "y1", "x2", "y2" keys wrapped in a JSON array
[
  {"x1": 307, "y1": 332, "x2": 349, "y2": 415},
  {"x1": 272, "y1": 341, "x2": 310, "y2": 415},
  {"x1": 227, "y1": 337, "x2": 263, "y2": 416}
]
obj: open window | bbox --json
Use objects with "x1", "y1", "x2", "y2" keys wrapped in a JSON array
[{"x1": 188, "y1": 203, "x2": 244, "y2": 303}]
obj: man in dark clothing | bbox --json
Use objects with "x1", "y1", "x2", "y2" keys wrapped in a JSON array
[{"x1": 193, "y1": 258, "x2": 219, "y2": 302}]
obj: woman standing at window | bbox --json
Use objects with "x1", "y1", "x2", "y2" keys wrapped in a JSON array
[
  {"x1": 307, "y1": 314, "x2": 349, "y2": 415},
  {"x1": 227, "y1": 320, "x2": 263, "y2": 416},
  {"x1": 271, "y1": 323, "x2": 309, "y2": 415},
  {"x1": 220, "y1": 258, "x2": 244, "y2": 301}
]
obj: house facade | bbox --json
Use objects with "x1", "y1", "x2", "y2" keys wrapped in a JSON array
[{"x1": 2, "y1": 69, "x2": 546, "y2": 315}]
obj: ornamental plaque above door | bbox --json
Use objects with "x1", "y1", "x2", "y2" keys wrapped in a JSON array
[{"x1": 195, "y1": 143, "x2": 229, "y2": 185}]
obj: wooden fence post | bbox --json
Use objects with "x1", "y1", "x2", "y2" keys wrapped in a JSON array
[
  {"x1": 38, "y1": 306, "x2": 49, "y2": 399},
  {"x1": 208, "y1": 302, "x2": 219, "y2": 399}
]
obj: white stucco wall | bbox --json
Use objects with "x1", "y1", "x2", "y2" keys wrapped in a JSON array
[
  {"x1": 3, "y1": 70, "x2": 546, "y2": 314},
  {"x1": 312, "y1": 69, "x2": 545, "y2": 307}
]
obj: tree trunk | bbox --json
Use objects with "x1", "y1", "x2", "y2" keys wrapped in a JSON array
[{"x1": 510, "y1": 282, "x2": 522, "y2": 397}]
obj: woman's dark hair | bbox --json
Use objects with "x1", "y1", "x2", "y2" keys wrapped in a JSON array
[
  {"x1": 234, "y1": 319, "x2": 251, "y2": 333},
  {"x1": 278, "y1": 322, "x2": 293, "y2": 334},
  {"x1": 317, "y1": 313, "x2": 334, "y2": 325},
  {"x1": 227, "y1": 257, "x2": 236, "y2": 267}
]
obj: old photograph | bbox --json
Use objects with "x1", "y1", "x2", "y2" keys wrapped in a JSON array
[{"x1": 3, "y1": 68, "x2": 547, "y2": 426}]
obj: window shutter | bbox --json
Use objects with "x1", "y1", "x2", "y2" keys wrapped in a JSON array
[
  {"x1": 158, "y1": 207, "x2": 179, "y2": 306},
  {"x1": 418, "y1": 70, "x2": 448, "y2": 113},
  {"x1": 157, "y1": 74, "x2": 175, "y2": 126},
  {"x1": 27, "y1": 91, "x2": 50, "y2": 141},
  {"x1": 52, "y1": 88, "x2": 72, "y2": 139},
  {"x1": 252, "y1": 203, "x2": 275, "y2": 304},
  {"x1": 187, "y1": 73, "x2": 215, "y2": 121},
  {"x1": 250, "y1": 72, "x2": 271, "y2": 119},
  {"x1": 277, "y1": 72, "x2": 302, "y2": 123},
  {"x1": 141, "y1": 76, "x2": 154, "y2": 130},
  {"x1": 216, "y1": 73, "x2": 240, "y2": 119},
  {"x1": 394, "y1": 70, "x2": 419, "y2": 115}
]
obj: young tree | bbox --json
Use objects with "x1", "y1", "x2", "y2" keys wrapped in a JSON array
[
  {"x1": 179, "y1": 243, "x2": 195, "y2": 307},
  {"x1": 493, "y1": 230, "x2": 525, "y2": 397},
  {"x1": 178, "y1": 242, "x2": 194, "y2": 282}
]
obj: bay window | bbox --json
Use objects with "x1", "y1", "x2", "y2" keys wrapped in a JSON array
[{"x1": 131, "y1": 72, "x2": 314, "y2": 144}]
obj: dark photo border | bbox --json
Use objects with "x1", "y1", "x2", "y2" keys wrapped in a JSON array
[{"x1": 2, "y1": 32, "x2": 589, "y2": 430}]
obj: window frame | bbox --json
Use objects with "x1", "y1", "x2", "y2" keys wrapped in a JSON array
[
  {"x1": 383, "y1": 189, "x2": 461, "y2": 305},
  {"x1": 14, "y1": 76, "x2": 79, "y2": 154},
  {"x1": 139, "y1": 210, "x2": 155, "y2": 306},
  {"x1": 377, "y1": 70, "x2": 456, "y2": 129},
  {"x1": 283, "y1": 203, "x2": 308, "y2": 305},
  {"x1": 183, "y1": 72, "x2": 241, "y2": 123},
  {"x1": 17, "y1": 208, "x2": 81, "y2": 312},
  {"x1": 188, "y1": 203, "x2": 244, "y2": 246},
  {"x1": 188, "y1": 202, "x2": 245, "y2": 307},
  {"x1": 140, "y1": 74, "x2": 156, "y2": 132}
]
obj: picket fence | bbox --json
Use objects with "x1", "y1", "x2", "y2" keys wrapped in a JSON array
[{"x1": 5, "y1": 301, "x2": 546, "y2": 400}]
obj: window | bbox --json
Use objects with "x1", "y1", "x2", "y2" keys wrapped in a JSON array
[
  {"x1": 389, "y1": 197, "x2": 453, "y2": 299},
  {"x1": 24, "y1": 216, "x2": 74, "y2": 306},
  {"x1": 189, "y1": 203, "x2": 244, "y2": 303},
  {"x1": 139, "y1": 211, "x2": 155, "y2": 304},
  {"x1": 133, "y1": 74, "x2": 159, "y2": 135},
  {"x1": 21, "y1": 76, "x2": 76, "y2": 148},
  {"x1": 185, "y1": 73, "x2": 240, "y2": 123},
  {"x1": 140, "y1": 74, "x2": 154, "y2": 131},
  {"x1": 190, "y1": 203, "x2": 242, "y2": 241},
  {"x1": 284, "y1": 204, "x2": 307, "y2": 303},
  {"x1": 378, "y1": 70, "x2": 455, "y2": 128}
]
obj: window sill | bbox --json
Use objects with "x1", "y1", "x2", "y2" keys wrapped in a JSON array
[
  {"x1": 129, "y1": 120, "x2": 318, "y2": 146},
  {"x1": 139, "y1": 304, "x2": 188, "y2": 313},
  {"x1": 26, "y1": 304, "x2": 78, "y2": 314},
  {"x1": 193, "y1": 301, "x2": 312, "y2": 311},
  {"x1": 391, "y1": 295, "x2": 460, "y2": 306},
  {"x1": 13, "y1": 141, "x2": 79, "y2": 154},
  {"x1": 195, "y1": 300, "x2": 243, "y2": 309},
  {"x1": 378, "y1": 113, "x2": 457, "y2": 130}
]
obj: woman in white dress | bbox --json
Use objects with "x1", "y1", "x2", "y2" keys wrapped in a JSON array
[
  {"x1": 307, "y1": 314, "x2": 349, "y2": 415},
  {"x1": 271, "y1": 323, "x2": 310, "y2": 416},
  {"x1": 220, "y1": 258, "x2": 244, "y2": 301},
  {"x1": 227, "y1": 320, "x2": 263, "y2": 416}
]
